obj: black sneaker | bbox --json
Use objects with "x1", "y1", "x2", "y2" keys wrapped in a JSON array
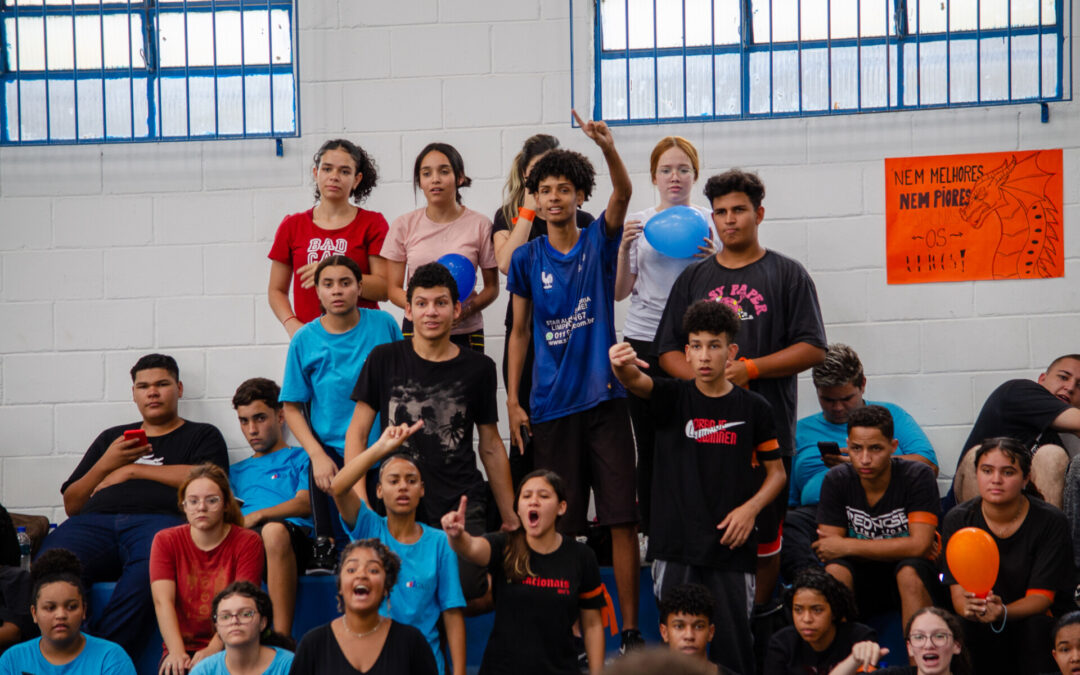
[
  {"x1": 619, "y1": 628, "x2": 645, "y2": 655},
  {"x1": 306, "y1": 536, "x2": 337, "y2": 576}
]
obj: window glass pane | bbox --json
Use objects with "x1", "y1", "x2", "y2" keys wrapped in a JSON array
[
  {"x1": 861, "y1": 44, "x2": 890, "y2": 107},
  {"x1": 272, "y1": 72, "x2": 295, "y2": 133},
  {"x1": 830, "y1": 0, "x2": 858, "y2": 38},
  {"x1": 628, "y1": 0, "x2": 654, "y2": 49},
  {"x1": 713, "y1": 53, "x2": 741, "y2": 114},
  {"x1": 860, "y1": 0, "x2": 892, "y2": 36},
  {"x1": 685, "y1": 54, "x2": 713, "y2": 115},
  {"x1": 918, "y1": 41, "x2": 948, "y2": 104},
  {"x1": 47, "y1": 77, "x2": 75, "y2": 138},
  {"x1": 629, "y1": 56, "x2": 657, "y2": 118},
  {"x1": 1010, "y1": 34, "x2": 1039, "y2": 98},
  {"x1": 916, "y1": 0, "x2": 947, "y2": 32},
  {"x1": 832, "y1": 45, "x2": 859, "y2": 108},
  {"x1": 748, "y1": 50, "x2": 770, "y2": 112},
  {"x1": 656, "y1": 0, "x2": 683, "y2": 48},
  {"x1": 801, "y1": 0, "x2": 827, "y2": 40},
  {"x1": 656, "y1": 55, "x2": 684, "y2": 117},
  {"x1": 685, "y1": 0, "x2": 712, "y2": 46},
  {"x1": 215, "y1": 74, "x2": 245, "y2": 134},
  {"x1": 103, "y1": 75, "x2": 148, "y2": 138},
  {"x1": 158, "y1": 75, "x2": 189, "y2": 136},
  {"x1": 601, "y1": 57, "x2": 630, "y2": 118},
  {"x1": 713, "y1": 0, "x2": 740, "y2": 43},
  {"x1": 980, "y1": 0, "x2": 1008, "y2": 28},
  {"x1": 771, "y1": 50, "x2": 798, "y2": 111},
  {"x1": 949, "y1": 39, "x2": 978, "y2": 102},
  {"x1": 801, "y1": 47, "x2": 828, "y2": 110},
  {"x1": 1041, "y1": 33, "x2": 1057, "y2": 97},
  {"x1": 950, "y1": 0, "x2": 977, "y2": 31},
  {"x1": 600, "y1": 0, "x2": 627, "y2": 50},
  {"x1": 980, "y1": 36, "x2": 1009, "y2": 100}
]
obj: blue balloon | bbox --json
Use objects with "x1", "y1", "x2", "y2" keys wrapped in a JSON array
[
  {"x1": 643, "y1": 206, "x2": 710, "y2": 259},
  {"x1": 436, "y1": 253, "x2": 476, "y2": 303}
]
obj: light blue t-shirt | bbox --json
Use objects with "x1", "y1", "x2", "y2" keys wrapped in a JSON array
[
  {"x1": 280, "y1": 309, "x2": 401, "y2": 454},
  {"x1": 506, "y1": 214, "x2": 626, "y2": 423},
  {"x1": 790, "y1": 400, "x2": 938, "y2": 506},
  {"x1": 0, "y1": 635, "x2": 136, "y2": 675},
  {"x1": 343, "y1": 502, "x2": 465, "y2": 674},
  {"x1": 188, "y1": 646, "x2": 293, "y2": 675},
  {"x1": 229, "y1": 446, "x2": 313, "y2": 529}
]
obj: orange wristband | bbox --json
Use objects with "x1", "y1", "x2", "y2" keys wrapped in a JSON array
[
  {"x1": 741, "y1": 357, "x2": 760, "y2": 380},
  {"x1": 518, "y1": 207, "x2": 536, "y2": 221}
]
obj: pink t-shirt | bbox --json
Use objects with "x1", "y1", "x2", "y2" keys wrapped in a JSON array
[
  {"x1": 268, "y1": 208, "x2": 389, "y2": 322},
  {"x1": 149, "y1": 524, "x2": 264, "y2": 652},
  {"x1": 382, "y1": 206, "x2": 497, "y2": 335}
]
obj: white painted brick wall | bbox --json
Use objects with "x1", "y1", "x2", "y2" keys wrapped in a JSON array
[{"x1": 1, "y1": 0, "x2": 1078, "y2": 521}]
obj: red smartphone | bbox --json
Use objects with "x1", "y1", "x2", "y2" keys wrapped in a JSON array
[{"x1": 124, "y1": 429, "x2": 148, "y2": 445}]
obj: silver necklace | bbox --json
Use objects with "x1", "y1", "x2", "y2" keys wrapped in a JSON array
[{"x1": 341, "y1": 615, "x2": 383, "y2": 639}]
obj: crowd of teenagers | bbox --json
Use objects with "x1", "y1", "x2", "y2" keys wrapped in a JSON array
[{"x1": 2, "y1": 113, "x2": 1080, "y2": 675}]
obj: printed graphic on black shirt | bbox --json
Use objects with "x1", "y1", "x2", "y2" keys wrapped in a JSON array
[
  {"x1": 705, "y1": 283, "x2": 769, "y2": 321},
  {"x1": 389, "y1": 379, "x2": 470, "y2": 461},
  {"x1": 845, "y1": 506, "x2": 910, "y2": 540},
  {"x1": 685, "y1": 418, "x2": 746, "y2": 444}
]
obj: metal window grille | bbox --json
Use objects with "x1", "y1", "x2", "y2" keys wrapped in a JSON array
[
  {"x1": 0, "y1": 0, "x2": 299, "y2": 145},
  {"x1": 579, "y1": 0, "x2": 1071, "y2": 124}
]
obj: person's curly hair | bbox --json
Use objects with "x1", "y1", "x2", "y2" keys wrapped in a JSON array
[
  {"x1": 32, "y1": 548, "x2": 86, "y2": 604},
  {"x1": 784, "y1": 566, "x2": 858, "y2": 624},
  {"x1": 703, "y1": 169, "x2": 765, "y2": 209},
  {"x1": 312, "y1": 139, "x2": 379, "y2": 204},
  {"x1": 334, "y1": 539, "x2": 402, "y2": 612},
  {"x1": 658, "y1": 583, "x2": 715, "y2": 624},
  {"x1": 524, "y1": 149, "x2": 596, "y2": 201},
  {"x1": 682, "y1": 300, "x2": 740, "y2": 342}
]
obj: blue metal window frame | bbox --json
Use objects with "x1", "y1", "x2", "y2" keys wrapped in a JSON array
[
  {"x1": 0, "y1": 0, "x2": 300, "y2": 145},
  {"x1": 581, "y1": 0, "x2": 1071, "y2": 124}
]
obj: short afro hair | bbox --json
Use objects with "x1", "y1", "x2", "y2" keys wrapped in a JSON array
[
  {"x1": 524, "y1": 149, "x2": 596, "y2": 201},
  {"x1": 682, "y1": 300, "x2": 740, "y2": 342},
  {"x1": 846, "y1": 404, "x2": 894, "y2": 440},
  {"x1": 658, "y1": 583, "x2": 715, "y2": 624},
  {"x1": 785, "y1": 566, "x2": 857, "y2": 624},
  {"x1": 407, "y1": 262, "x2": 459, "y2": 304},
  {"x1": 703, "y1": 169, "x2": 766, "y2": 210}
]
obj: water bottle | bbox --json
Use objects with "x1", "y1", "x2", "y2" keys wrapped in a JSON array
[{"x1": 16, "y1": 526, "x2": 31, "y2": 571}]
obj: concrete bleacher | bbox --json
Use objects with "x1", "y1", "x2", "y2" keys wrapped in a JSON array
[{"x1": 92, "y1": 566, "x2": 662, "y2": 675}]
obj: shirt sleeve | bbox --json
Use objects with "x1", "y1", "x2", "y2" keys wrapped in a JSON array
[
  {"x1": 189, "y1": 425, "x2": 229, "y2": 469},
  {"x1": 902, "y1": 462, "x2": 941, "y2": 521},
  {"x1": 61, "y1": 426, "x2": 121, "y2": 493},
  {"x1": 289, "y1": 451, "x2": 311, "y2": 498},
  {"x1": 435, "y1": 537, "x2": 467, "y2": 611},
  {"x1": 473, "y1": 356, "x2": 499, "y2": 425},
  {"x1": 1026, "y1": 507, "x2": 1072, "y2": 598},
  {"x1": 350, "y1": 347, "x2": 384, "y2": 405},
  {"x1": 1008, "y1": 380, "x2": 1071, "y2": 431},
  {"x1": 889, "y1": 404, "x2": 938, "y2": 466},
  {"x1": 816, "y1": 467, "x2": 849, "y2": 529},
  {"x1": 505, "y1": 246, "x2": 532, "y2": 300},
  {"x1": 476, "y1": 214, "x2": 497, "y2": 269},
  {"x1": 655, "y1": 269, "x2": 693, "y2": 355},
  {"x1": 752, "y1": 394, "x2": 781, "y2": 461},
  {"x1": 344, "y1": 500, "x2": 382, "y2": 540},
  {"x1": 577, "y1": 543, "x2": 606, "y2": 611},
  {"x1": 483, "y1": 533, "x2": 507, "y2": 576},
  {"x1": 149, "y1": 529, "x2": 178, "y2": 583},
  {"x1": 781, "y1": 264, "x2": 828, "y2": 350},
  {"x1": 234, "y1": 530, "x2": 266, "y2": 584},
  {"x1": 280, "y1": 334, "x2": 313, "y2": 404},
  {"x1": 267, "y1": 214, "x2": 295, "y2": 264},
  {"x1": 365, "y1": 211, "x2": 390, "y2": 258},
  {"x1": 380, "y1": 213, "x2": 410, "y2": 263}
]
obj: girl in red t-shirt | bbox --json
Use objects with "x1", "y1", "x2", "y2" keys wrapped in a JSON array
[
  {"x1": 151, "y1": 464, "x2": 264, "y2": 675},
  {"x1": 268, "y1": 139, "x2": 390, "y2": 336}
]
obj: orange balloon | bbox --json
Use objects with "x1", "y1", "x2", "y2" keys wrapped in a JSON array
[{"x1": 946, "y1": 527, "x2": 999, "y2": 598}]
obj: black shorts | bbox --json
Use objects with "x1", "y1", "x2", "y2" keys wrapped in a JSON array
[
  {"x1": 829, "y1": 556, "x2": 941, "y2": 616},
  {"x1": 253, "y1": 520, "x2": 313, "y2": 570},
  {"x1": 754, "y1": 456, "x2": 791, "y2": 557},
  {"x1": 531, "y1": 398, "x2": 638, "y2": 533}
]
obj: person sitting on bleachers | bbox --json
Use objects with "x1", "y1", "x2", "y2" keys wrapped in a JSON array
[
  {"x1": 332, "y1": 420, "x2": 465, "y2": 675},
  {"x1": 814, "y1": 405, "x2": 939, "y2": 629},
  {"x1": 189, "y1": 581, "x2": 295, "y2": 675},
  {"x1": 229, "y1": 378, "x2": 313, "y2": 637},
  {"x1": 150, "y1": 465, "x2": 264, "y2": 674},
  {"x1": 943, "y1": 437, "x2": 1073, "y2": 675},
  {"x1": 784, "y1": 344, "x2": 938, "y2": 580},
  {"x1": 38, "y1": 353, "x2": 229, "y2": 654},
  {"x1": 0, "y1": 549, "x2": 135, "y2": 675},
  {"x1": 950, "y1": 354, "x2": 1080, "y2": 508}
]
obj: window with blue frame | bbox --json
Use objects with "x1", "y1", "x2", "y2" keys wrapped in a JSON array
[
  {"x1": 591, "y1": 0, "x2": 1069, "y2": 123},
  {"x1": 0, "y1": 0, "x2": 298, "y2": 145}
]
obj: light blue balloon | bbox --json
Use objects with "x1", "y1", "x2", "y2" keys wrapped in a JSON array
[
  {"x1": 435, "y1": 253, "x2": 476, "y2": 303},
  {"x1": 643, "y1": 206, "x2": 710, "y2": 258}
]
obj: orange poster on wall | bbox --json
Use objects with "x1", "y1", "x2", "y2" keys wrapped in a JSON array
[{"x1": 885, "y1": 149, "x2": 1063, "y2": 284}]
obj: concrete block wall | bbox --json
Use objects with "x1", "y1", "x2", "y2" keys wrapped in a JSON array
[{"x1": 1, "y1": 0, "x2": 1077, "y2": 519}]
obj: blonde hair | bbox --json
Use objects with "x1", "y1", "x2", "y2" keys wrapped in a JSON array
[
  {"x1": 649, "y1": 136, "x2": 700, "y2": 180},
  {"x1": 500, "y1": 134, "x2": 561, "y2": 228}
]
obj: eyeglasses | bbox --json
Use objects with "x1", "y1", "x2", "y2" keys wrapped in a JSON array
[
  {"x1": 214, "y1": 609, "x2": 257, "y2": 624},
  {"x1": 184, "y1": 495, "x2": 222, "y2": 508},
  {"x1": 909, "y1": 632, "x2": 953, "y2": 647},
  {"x1": 656, "y1": 167, "x2": 694, "y2": 177}
]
